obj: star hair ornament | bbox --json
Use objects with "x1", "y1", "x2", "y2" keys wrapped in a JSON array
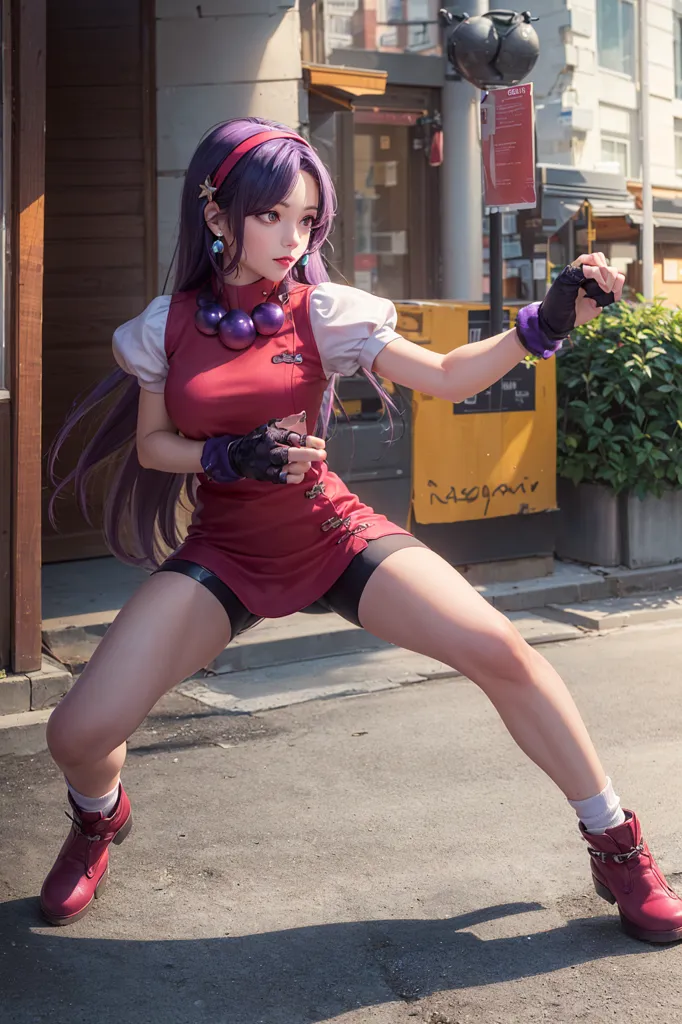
[{"x1": 198, "y1": 176, "x2": 217, "y2": 201}]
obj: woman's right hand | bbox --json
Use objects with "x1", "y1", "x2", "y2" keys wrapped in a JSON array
[
  {"x1": 201, "y1": 422, "x2": 327, "y2": 485},
  {"x1": 283, "y1": 433, "x2": 326, "y2": 485}
]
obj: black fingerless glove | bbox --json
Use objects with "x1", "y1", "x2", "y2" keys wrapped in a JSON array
[
  {"x1": 515, "y1": 265, "x2": 616, "y2": 359},
  {"x1": 200, "y1": 421, "x2": 306, "y2": 485}
]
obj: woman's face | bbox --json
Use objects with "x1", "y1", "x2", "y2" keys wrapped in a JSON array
[{"x1": 206, "y1": 170, "x2": 320, "y2": 285}]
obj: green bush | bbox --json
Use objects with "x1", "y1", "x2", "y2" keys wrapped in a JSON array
[{"x1": 556, "y1": 300, "x2": 682, "y2": 499}]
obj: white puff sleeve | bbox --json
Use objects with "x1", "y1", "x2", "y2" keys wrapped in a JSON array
[
  {"x1": 309, "y1": 282, "x2": 401, "y2": 378},
  {"x1": 112, "y1": 295, "x2": 171, "y2": 393}
]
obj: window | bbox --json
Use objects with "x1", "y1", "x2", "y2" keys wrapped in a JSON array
[
  {"x1": 601, "y1": 135, "x2": 630, "y2": 176},
  {"x1": 324, "y1": 0, "x2": 442, "y2": 58},
  {"x1": 597, "y1": 0, "x2": 635, "y2": 77},
  {"x1": 675, "y1": 120, "x2": 682, "y2": 176},
  {"x1": 675, "y1": 16, "x2": 682, "y2": 99}
]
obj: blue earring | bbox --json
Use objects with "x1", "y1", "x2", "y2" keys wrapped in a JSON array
[
  {"x1": 299, "y1": 253, "x2": 309, "y2": 267},
  {"x1": 211, "y1": 236, "x2": 225, "y2": 255}
]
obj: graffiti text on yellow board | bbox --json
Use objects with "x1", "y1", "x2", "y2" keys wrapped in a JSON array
[{"x1": 427, "y1": 478, "x2": 541, "y2": 517}]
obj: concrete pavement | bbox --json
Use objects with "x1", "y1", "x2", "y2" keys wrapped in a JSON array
[{"x1": 2, "y1": 623, "x2": 682, "y2": 1022}]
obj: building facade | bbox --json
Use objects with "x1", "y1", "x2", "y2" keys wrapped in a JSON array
[
  {"x1": 2, "y1": 0, "x2": 442, "y2": 673},
  {"x1": 7, "y1": 0, "x2": 682, "y2": 673},
  {"x1": 2, "y1": 0, "x2": 313, "y2": 673},
  {"x1": 531, "y1": 0, "x2": 682, "y2": 301}
]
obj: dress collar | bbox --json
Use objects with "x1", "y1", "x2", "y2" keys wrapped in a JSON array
[{"x1": 219, "y1": 276, "x2": 281, "y2": 314}]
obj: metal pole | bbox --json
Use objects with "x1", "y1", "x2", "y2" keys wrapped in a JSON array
[
  {"x1": 441, "y1": 0, "x2": 487, "y2": 300},
  {"x1": 489, "y1": 209, "x2": 504, "y2": 333},
  {"x1": 639, "y1": 0, "x2": 654, "y2": 299}
]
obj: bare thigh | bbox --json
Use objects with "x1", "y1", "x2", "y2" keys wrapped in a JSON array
[
  {"x1": 356, "y1": 545, "x2": 607, "y2": 800},
  {"x1": 357, "y1": 546, "x2": 530, "y2": 679},
  {"x1": 48, "y1": 571, "x2": 232, "y2": 760}
]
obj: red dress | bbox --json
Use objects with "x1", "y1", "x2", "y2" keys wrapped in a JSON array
[{"x1": 152, "y1": 278, "x2": 410, "y2": 617}]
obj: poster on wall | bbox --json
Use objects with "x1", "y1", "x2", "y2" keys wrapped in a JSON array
[
  {"x1": 452, "y1": 311, "x2": 536, "y2": 416},
  {"x1": 481, "y1": 84, "x2": 537, "y2": 211}
]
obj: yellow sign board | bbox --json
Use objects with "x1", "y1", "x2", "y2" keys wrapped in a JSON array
[{"x1": 396, "y1": 301, "x2": 557, "y2": 525}]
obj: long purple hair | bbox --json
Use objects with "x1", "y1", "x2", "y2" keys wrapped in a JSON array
[{"x1": 49, "y1": 117, "x2": 390, "y2": 569}]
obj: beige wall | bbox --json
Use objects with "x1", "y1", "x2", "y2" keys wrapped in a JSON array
[{"x1": 156, "y1": 0, "x2": 305, "y2": 288}]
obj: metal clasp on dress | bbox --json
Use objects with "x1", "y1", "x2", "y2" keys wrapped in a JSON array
[
  {"x1": 272, "y1": 352, "x2": 303, "y2": 365},
  {"x1": 337, "y1": 522, "x2": 370, "y2": 544},
  {"x1": 321, "y1": 515, "x2": 345, "y2": 532},
  {"x1": 321, "y1": 515, "x2": 355, "y2": 533},
  {"x1": 305, "y1": 482, "x2": 326, "y2": 499}
]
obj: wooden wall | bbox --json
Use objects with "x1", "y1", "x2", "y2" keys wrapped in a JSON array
[
  {"x1": 0, "y1": 396, "x2": 10, "y2": 670},
  {"x1": 41, "y1": 0, "x2": 155, "y2": 563}
]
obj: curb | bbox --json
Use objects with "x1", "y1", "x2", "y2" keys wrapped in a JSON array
[
  {"x1": 40, "y1": 561, "x2": 682, "y2": 684},
  {"x1": 1, "y1": 611, "x2": 585, "y2": 757},
  {"x1": 7, "y1": 562, "x2": 682, "y2": 758},
  {"x1": 0, "y1": 709, "x2": 52, "y2": 756},
  {"x1": 542, "y1": 590, "x2": 682, "y2": 632},
  {"x1": 483, "y1": 562, "x2": 682, "y2": 612},
  {"x1": 0, "y1": 656, "x2": 72, "y2": 716}
]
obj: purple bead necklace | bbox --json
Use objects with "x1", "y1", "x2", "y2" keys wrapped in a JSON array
[{"x1": 194, "y1": 284, "x2": 285, "y2": 351}]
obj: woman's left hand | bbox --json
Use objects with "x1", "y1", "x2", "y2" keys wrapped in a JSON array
[{"x1": 572, "y1": 252, "x2": 625, "y2": 328}]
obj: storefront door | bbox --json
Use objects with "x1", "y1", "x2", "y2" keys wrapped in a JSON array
[
  {"x1": 352, "y1": 101, "x2": 439, "y2": 300},
  {"x1": 310, "y1": 85, "x2": 440, "y2": 300}
]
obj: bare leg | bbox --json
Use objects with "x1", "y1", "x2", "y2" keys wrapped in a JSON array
[
  {"x1": 358, "y1": 547, "x2": 605, "y2": 801},
  {"x1": 46, "y1": 571, "x2": 232, "y2": 796}
]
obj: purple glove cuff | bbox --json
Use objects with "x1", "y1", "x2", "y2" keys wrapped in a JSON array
[
  {"x1": 515, "y1": 303, "x2": 564, "y2": 360},
  {"x1": 200, "y1": 435, "x2": 243, "y2": 483}
]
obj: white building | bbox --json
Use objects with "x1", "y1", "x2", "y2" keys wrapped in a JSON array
[{"x1": 531, "y1": 0, "x2": 682, "y2": 300}]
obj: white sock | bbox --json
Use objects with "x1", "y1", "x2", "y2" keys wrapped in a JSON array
[
  {"x1": 67, "y1": 781, "x2": 120, "y2": 818},
  {"x1": 568, "y1": 777, "x2": 627, "y2": 834}
]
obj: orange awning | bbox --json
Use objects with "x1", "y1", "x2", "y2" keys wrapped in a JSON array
[{"x1": 302, "y1": 63, "x2": 388, "y2": 109}]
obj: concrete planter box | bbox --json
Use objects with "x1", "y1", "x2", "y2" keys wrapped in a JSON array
[
  {"x1": 622, "y1": 490, "x2": 682, "y2": 568},
  {"x1": 556, "y1": 479, "x2": 621, "y2": 567},
  {"x1": 557, "y1": 479, "x2": 682, "y2": 568}
]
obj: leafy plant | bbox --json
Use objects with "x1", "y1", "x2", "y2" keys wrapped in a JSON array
[{"x1": 556, "y1": 300, "x2": 682, "y2": 499}]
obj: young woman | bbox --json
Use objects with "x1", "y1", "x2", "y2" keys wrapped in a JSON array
[{"x1": 42, "y1": 117, "x2": 682, "y2": 943}]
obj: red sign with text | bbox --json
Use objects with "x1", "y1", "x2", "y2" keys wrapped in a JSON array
[{"x1": 481, "y1": 84, "x2": 536, "y2": 211}]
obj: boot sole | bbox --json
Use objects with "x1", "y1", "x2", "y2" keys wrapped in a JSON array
[
  {"x1": 40, "y1": 812, "x2": 133, "y2": 927},
  {"x1": 593, "y1": 876, "x2": 682, "y2": 944}
]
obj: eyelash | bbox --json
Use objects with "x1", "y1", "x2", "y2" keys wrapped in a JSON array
[{"x1": 261, "y1": 211, "x2": 315, "y2": 228}]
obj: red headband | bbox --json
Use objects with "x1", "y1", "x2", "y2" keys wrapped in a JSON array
[{"x1": 198, "y1": 130, "x2": 312, "y2": 201}]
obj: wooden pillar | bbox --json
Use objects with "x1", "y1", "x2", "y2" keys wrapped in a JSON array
[
  {"x1": 11, "y1": 0, "x2": 46, "y2": 672},
  {"x1": 0, "y1": 397, "x2": 10, "y2": 669}
]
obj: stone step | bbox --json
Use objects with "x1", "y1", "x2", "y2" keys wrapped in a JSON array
[
  {"x1": 1, "y1": 612, "x2": 582, "y2": 755},
  {"x1": 211, "y1": 611, "x2": 387, "y2": 674},
  {"x1": 40, "y1": 558, "x2": 610, "y2": 677},
  {"x1": 42, "y1": 557, "x2": 682, "y2": 680},
  {"x1": 179, "y1": 612, "x2": 583, "y2": 715},
  {"x1": 542, "y1": 590, "x2": 682, "y2": 632},
  {"x1": 0, "y1": 709, "x2": 52, "y2": 756},
  {"x1": 33, "y1": 554, "x2": 682, "y2": 728},
  {"x1": 0, "y1": 657, "x2": 72, "y2": 716}
]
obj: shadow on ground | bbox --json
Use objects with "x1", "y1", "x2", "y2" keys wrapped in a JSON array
[{"x1": 0, "y1": 897, "x2": 654, "y2": 1024}]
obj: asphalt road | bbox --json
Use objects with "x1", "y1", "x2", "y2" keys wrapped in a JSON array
[{"x1": 2, "y1": 621, "x2": 682, "y2": 1024}]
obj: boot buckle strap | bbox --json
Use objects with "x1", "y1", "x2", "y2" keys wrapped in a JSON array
[
  {"x1": 65, "y1": 810, "x2": 103, "y2": 841},
  {"x1": 588, "y1": 841, "x2": 644, "y2": 864}
]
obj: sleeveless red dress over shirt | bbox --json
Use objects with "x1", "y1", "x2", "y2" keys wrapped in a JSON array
[{"x1": 162, "y1": 279, "x2": 410, "y2": 617}]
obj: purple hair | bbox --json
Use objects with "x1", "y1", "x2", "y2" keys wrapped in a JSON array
[{"x1": 49, "y1": 117, "x2": 392, "y2": 568}]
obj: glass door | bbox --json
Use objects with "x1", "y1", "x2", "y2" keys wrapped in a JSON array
[{"x1": 353, "y1": 119, "x2": 410, "y2": 299}]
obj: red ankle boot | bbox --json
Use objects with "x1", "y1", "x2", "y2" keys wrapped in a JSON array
[
  {"x1": 582, "y1": 810, "x2": 682, "y2": 943},
  {"x1": 40, "y1": 785, "x2": 133, "y2": 926}
]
